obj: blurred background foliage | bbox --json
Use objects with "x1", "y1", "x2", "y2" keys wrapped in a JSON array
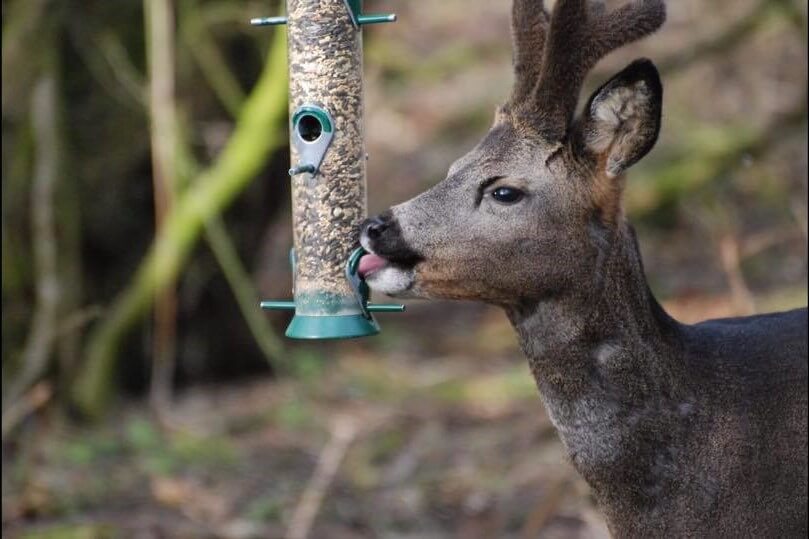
[{"x1": 2, "y1": 0, "x2": 807, "y2": 537}]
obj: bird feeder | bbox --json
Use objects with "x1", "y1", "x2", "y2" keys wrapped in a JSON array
[{"x1": 253, "y1": 0, "x2": 404, "y2": 339}]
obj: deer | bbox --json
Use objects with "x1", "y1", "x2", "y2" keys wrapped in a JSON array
[{"x1": 355, "y1": 0, "x2": 808, "y2": 536}]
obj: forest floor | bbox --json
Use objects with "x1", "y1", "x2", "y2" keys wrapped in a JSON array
[{"x1": 3, "y1": 277, "x2": 805, "y2": 539}]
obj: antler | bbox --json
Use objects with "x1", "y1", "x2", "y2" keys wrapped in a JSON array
[
  {"x1": 509, "y1": 0, "x2": 550, "y2": 105},
  {"x1": 510, "y1": 0, "x2": 666, "y2": 140}
]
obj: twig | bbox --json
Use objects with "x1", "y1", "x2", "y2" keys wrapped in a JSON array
[
  {"x1": 145, "y1": 0, "x2": 179, "y2": 418},
  {"x1": 96, "y1": 30, "x2": 148, "y2": 106},
  {"x1": 285, "y1": 415, "x2": 359, "y2": 539},
  {"x1": 64, "y1": 20, "x2": 145, "y2": 112},
  {"x1": 1, "y1": 0, "x2": 49, "y2": 113},
  {"x1": 204, "y1": 217, "x2": 287, "y2": 366},
  {"x1": 3, "y1": 307, "x2": 102, "y2": 414},
  {"x1": 1, "y1": 382, "x2": 53, "y2": 440},
  {"x1": 4, "y1": 59, "x2": 61, "y2": 412},
  {"x1": 55, "y1": 306, "x2": 104, "y2": 341},
  {"x1": 741, "y1": 227, "x2": 805, "y2": 259},
  {"x1": 179, "y1": 0, "x2": 245, "y2": 118}
]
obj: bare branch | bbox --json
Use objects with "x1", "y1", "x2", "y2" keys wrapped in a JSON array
[
  {"x1": 286, "y1": 415, "x2": 358, "y2": 539},
  {"x1": 145, "y1": 0, "x2": 179, "y2": 418},
  {"x1": 1, "y1": 383, "x2": 52, "y2": 440},
  {"x1": 4, "y1": 61, "x2": 61, "y2": 412}
]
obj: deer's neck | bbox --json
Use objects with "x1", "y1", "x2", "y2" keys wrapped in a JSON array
[
  {"x1": 508, "y1": 222, "x2": 681, "y2": 379},
  {"x1": 506, "y1": 221, "x2": 690, "y2": 502}
]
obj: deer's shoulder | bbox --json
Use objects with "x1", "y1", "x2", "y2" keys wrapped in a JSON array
[{"x1": 679, "y1": 307, "x2": 807, "y2": 397}]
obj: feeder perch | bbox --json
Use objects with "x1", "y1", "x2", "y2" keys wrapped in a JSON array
[
  {"x1": 254, "y1": 0, "x2": 404, "y2": 339},
  {"x1": 250, "y1": 0, "x2": 396, "y2": 27}
]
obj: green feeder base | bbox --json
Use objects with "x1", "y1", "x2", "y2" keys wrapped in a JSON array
[
  {"x1": 285, "y1": 313, "x2": 380, "y2": 340},
  {"x1": 260, "y1": 248, "x2": 402, "y2": 340}
]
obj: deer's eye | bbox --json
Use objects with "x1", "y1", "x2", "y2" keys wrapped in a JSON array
[{"x1": 491, "y1": 186, "x2": 524, "y2": 204}]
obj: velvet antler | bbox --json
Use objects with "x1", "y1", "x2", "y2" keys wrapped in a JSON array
[
  {"x1": 509, "y1": 0, "x2": 550, "y2": 105},
  {"x1": 508, "y1": 0, "x2": 666, "y2": 140}
]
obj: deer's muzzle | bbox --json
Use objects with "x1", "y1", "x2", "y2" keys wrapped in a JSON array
[
  {"x1": 359, "y1": 212, "x2": 422, "y2": 271},
  {"x1": 358, "y1": 212, "x2": 422, "y2": 296}
]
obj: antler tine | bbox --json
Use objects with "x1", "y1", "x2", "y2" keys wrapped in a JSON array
[
  {"x1": 594, "y1": 1, "x2": 666, "y2": 58},
  {"x1": 530, "y1": 0, "x2": 666, "y2": 141},
  {"x1": 508, "y1": 0, "x2": 550, "y2": 106}
]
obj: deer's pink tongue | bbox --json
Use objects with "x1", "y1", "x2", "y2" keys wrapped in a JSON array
[{"x1": 358, "y1": 254, "x2": 387, "y2": 278}]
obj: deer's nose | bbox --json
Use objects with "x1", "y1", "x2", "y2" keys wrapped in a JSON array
[{"x1": 362, "y1": 214, "x2": 390, "y2": 241}]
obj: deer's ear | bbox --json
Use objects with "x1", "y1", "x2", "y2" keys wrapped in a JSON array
[{"x1": 575, "y1": 59, "x2": 662, "y2": 178}]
